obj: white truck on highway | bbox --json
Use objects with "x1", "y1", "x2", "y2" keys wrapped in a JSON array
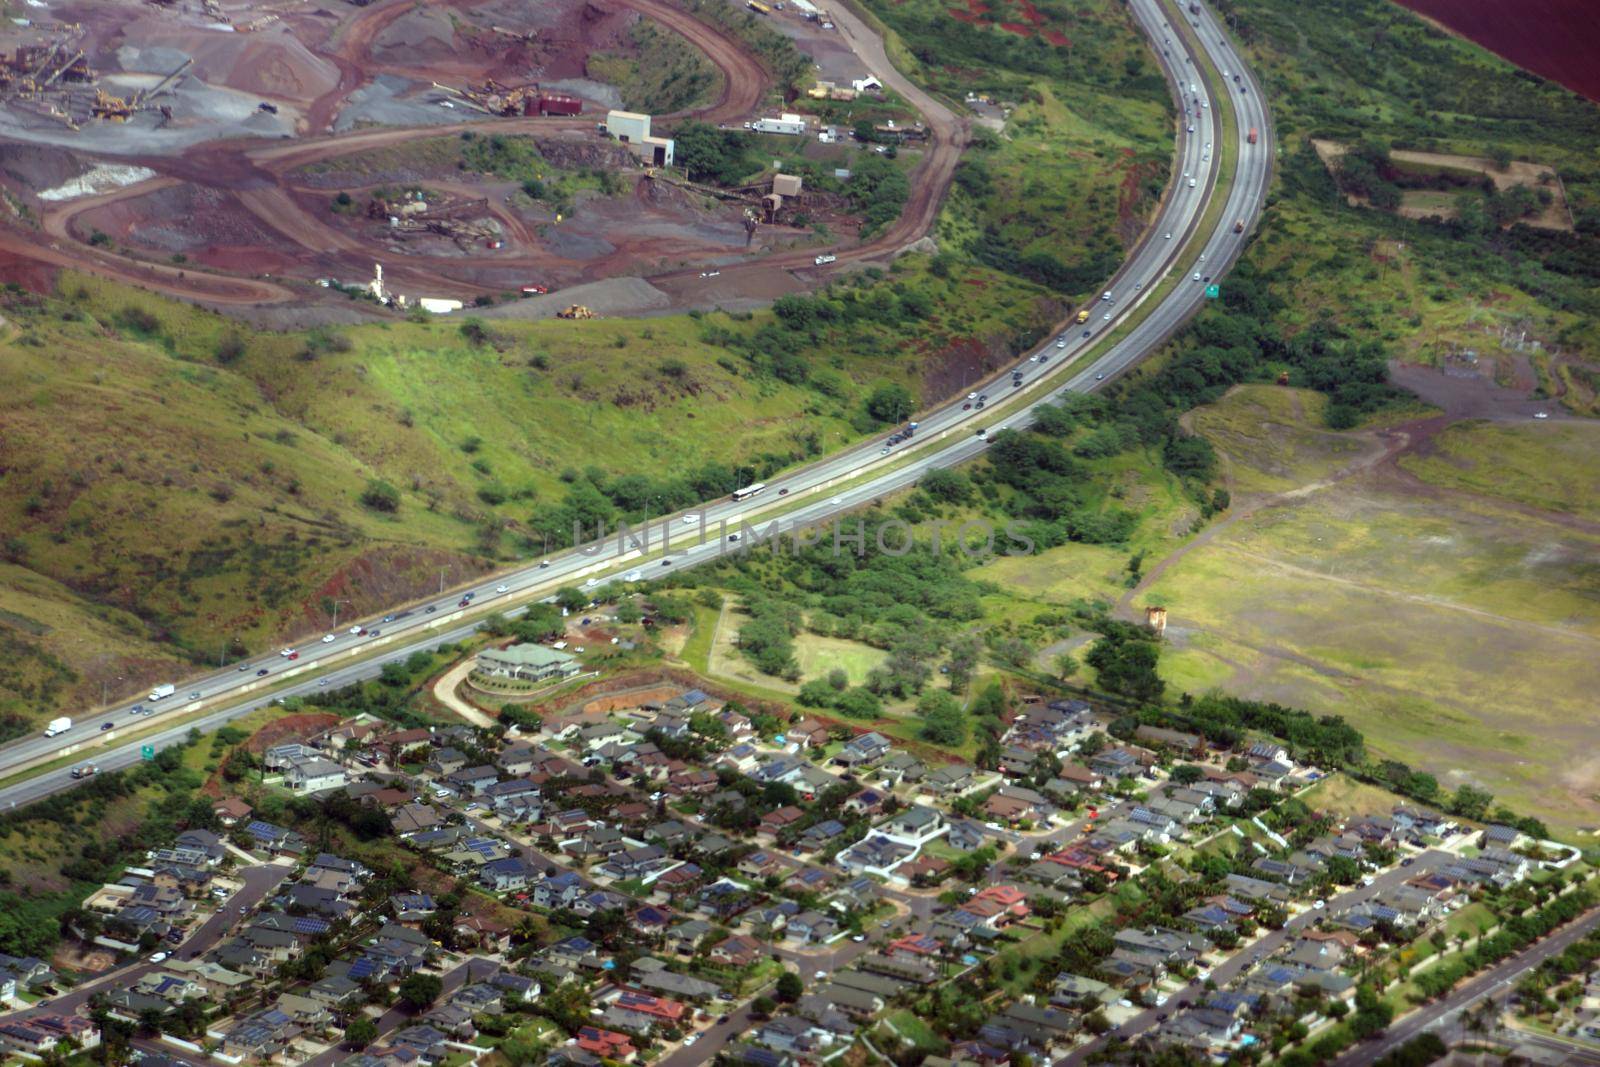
[
  {"x1": 45, "y1": 716, "x2": 72, "y2": 737},
  {"x1": 149, "y1": 683, "x2": 176, "y2": 701}
]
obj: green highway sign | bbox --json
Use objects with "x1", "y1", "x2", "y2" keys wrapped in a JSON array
[
  {"x1": 1205, "y1": 284, "x2": 1220, "y2": 299},
  {"x1": 141, "y1": 744, "x2": 156, "y2": 761}
]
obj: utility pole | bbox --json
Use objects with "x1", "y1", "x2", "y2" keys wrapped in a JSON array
[
  {"x1": 439, "y1": 569, "x2": 447, "y2": 594},
  {"x1": 330, "y1": 598, "x2": 349, "y2": 629}
]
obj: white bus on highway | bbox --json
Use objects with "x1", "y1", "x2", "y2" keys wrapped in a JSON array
[{"x1": 730, "y1": 482, "x2": 767, "y2": 502}]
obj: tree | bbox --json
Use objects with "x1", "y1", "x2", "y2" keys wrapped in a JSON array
[
  {"x1": 1450, "y1": 784, "x2": 1494, "y2": 821},
  {"x1": 921, "y1": 468, "x2": 971, "y2": 504},
  {"x1": 864, "y1": 382, "x2": 915, "y2": 424},
  {"x1": 946, "y1": 633, "x2": 981, "y2": 692},
  {"x1": 776, "y1": 971, "x2": 804, "y2": 1002},
  {"x1": 1170, "y1": 764, "x2": 1204, "y2": 785},
  {"x1": 1325, "y1": 854, "x2": 1361, "y2": 886},
  {"x1": 917, "y1": 690, "x2": 967, "y2": 747},
  {"x1": 1053, "y1": 651, "x2": 1079, "y2": 680},
  {"x1": 398, "y1": 973, "x2": 443, "y2": 1010},
  {"x1": 673, "y1": 121, "x2": 754, "y2": 184},
  {"x1": 834, "y1": 687, "x2": 882, "y2": 719},
  {"x1": 345, "y1": 1016, "x2": 378, "y2": 1048},
  {"x1": 1084, "y1": 632, "x2": 1164, "y2": 703}
]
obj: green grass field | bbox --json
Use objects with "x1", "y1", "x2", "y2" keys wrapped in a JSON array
[
  {"x1": 1139, "y1": 387, "x2": 1600, "y2": 835},
  {"x1": 1398, "y1": 422, "x2": 1600, "y2": 523}
]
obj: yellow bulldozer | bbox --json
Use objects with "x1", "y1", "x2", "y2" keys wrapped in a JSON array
[{"x1": 556, "y1": 305, "x2": 595, "y2": 319}]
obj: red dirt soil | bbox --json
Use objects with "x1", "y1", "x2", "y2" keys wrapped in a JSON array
[
  {"x1": 0, "y1": 0, "x2": 966, "y2": 310},
  {"x1": 1396, "y1": 0, "x2": 1600, "y2": 103}
]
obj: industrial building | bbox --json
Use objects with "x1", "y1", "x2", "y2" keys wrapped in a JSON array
[{"x1": 604, "y1": 109, "x2": 675, "y2": 166}]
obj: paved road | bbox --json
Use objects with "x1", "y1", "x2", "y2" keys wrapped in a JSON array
[
  {"x1": 0, "y1": 0, "x2": 1271, "y2": 819},
  {"x1": 1060, "y1": 851, "x2": 1456, "y2": 1063},
  {"x1": 0, "y1": 861, "x2": 292, "y2": 1023},
  {"x1": 1334, "y1": 903, "x2": 1600, "y2": 1067}
]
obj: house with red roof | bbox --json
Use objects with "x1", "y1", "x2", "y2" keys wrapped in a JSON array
[
  {"x1": 576, "y1": 1026, "x2": 637, "y2": 1061},
  {"x1": 887, "y1": 933, "x2": 942, "y2": 957}
]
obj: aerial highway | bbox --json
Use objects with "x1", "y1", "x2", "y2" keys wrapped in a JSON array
[{"x1": 0, "y1": 0, "x2": 1271, "y2": 806}]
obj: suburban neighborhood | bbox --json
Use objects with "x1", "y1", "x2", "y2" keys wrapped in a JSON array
[{"x1": 0, "y1": 646, "x2": 1589, "y2": 1067}]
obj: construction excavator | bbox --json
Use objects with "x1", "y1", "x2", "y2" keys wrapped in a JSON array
[{"x1": 556, "y1": 305, "x2": 595, "y2": 319}]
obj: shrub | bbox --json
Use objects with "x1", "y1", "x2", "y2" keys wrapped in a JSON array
[{"x1": 360, "y1": 479, "x2": 401, "y2": 513}]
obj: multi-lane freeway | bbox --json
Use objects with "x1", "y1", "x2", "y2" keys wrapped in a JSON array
[{"x1": 0, "y1": 0, "x2": 1271, "y2": 808}]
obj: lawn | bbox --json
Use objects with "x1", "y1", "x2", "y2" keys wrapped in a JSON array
[
  {"x1": 1298, "y1": 775, "x2": 1415, "y2": 823},
  {"x1": 791, "y1": 633, "x2": 888, "y2": 685},
  {"x1": 881, "y1": 1009, "x2": 948, "y2": 1055}
]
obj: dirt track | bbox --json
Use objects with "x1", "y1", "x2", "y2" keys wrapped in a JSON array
[{"x1": 0, "y1": 0, "x2": 960, "y2": 310}]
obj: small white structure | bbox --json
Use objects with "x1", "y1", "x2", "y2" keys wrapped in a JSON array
[
  {"x1": 752, "y1": 113, "x2": 807, "y2": 136},
  {"x1": 604, "y1": 109, "x2": 675, "y2": 165},
  {"x1": 605, "y1": 109, "x2": 652, "y2": 143},
  {"x1": 418, "y1": 297, "x2": 464, "y2": 314},
  {"x1": 852, "y1": 75, "x2": 884, "y2": 93}
]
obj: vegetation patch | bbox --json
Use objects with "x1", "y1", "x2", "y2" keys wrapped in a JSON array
[{"x1": 586, "y1": 19, "x2": 724, "y2": 114}]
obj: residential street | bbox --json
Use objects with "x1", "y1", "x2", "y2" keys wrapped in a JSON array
[
  {"x1": 1333, "y1": 904, "x2": 1600, "y2": 1067},
  {"x1": 1060, "y1": 850, "x2": 1457, "y2": 1064},
  {"x1": 0, "y1": 860, "x2": 294, "y2": 1024}
]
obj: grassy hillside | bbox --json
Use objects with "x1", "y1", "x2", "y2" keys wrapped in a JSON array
[
  {"x1": 0, "y1": 260, "x2": 1052, "y2": 720},
  {"x1": 859, "y1": 0, "x2": 1172, "y2": 295},
  {"x1": 1142, "y1": 386, "x2": 1600, "y2": 834},
  {"x1": 1211, "y1": 0, "x2": 1600, "y2": 407},
  {"x1": 588, "y1": 19, "x2": 724, "y2": 115}
]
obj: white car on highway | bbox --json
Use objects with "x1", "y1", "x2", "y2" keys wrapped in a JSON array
[{"x1": 321, "y1": 634, "x2": 335, "y2": 643}]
